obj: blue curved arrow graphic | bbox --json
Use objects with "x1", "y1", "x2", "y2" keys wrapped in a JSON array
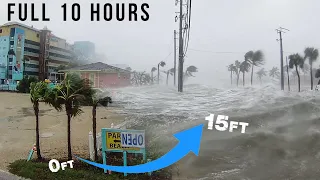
[{"x1": 75, "y1": 124, "x2": 204, "y2": 173}]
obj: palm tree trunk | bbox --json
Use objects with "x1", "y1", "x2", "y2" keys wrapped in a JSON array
[
  {"x1": 66, "y1": 104, "x2": 72, "y2": 160},
  {"x1": 251, "y1": 65, "x2": 254, "y2": 85},
  {"x1": 166, "y1": 72, "x2": 169, "y2": 85},
  {"x1": 34, "y1": 102, "x2": 42, "y2": 160},
  {"x1": 310, "y1": 63, "x2": 313, "y2": 90},
  {"x1": 230, "y1": 71, "x2": 232, "y2": 85},
  {"x1": 237, "y1": 73, "x2": 239, "y2": 87},
  {"x1": 295, "y1": 65, "x2": 300, "y2": 92},
  {"x1": 151, "y1": 72, "x2": 153, "y2": 84},
  {"x1": 92, "y1": 105, "x2": 98, "y2": 161},
  {"x1": 243, "y1": 72, "x2": 245, "y2": 86}
]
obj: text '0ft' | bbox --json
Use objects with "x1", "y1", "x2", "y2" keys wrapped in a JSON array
[{"x1": 205, "y1": 114, "x2": 249, "y2": 133}]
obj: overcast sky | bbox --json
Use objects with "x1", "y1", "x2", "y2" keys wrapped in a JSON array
[{"x1": 1, "y1": 0, "x2": 320, "y2": 86}]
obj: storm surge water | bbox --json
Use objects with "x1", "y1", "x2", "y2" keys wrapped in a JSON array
[{"x1": 102, "y1": 84, "x2": 320, "y2": 180}]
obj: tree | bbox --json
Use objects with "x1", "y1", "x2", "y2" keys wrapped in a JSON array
[
  {"x1": 240, "y1": 61, "x2": 251, "y2": 86},
  {"x1": 151, "y1": 67, "x2": 157, "y2": 84},
  {"x1": 163, "y1": 68, "x2": 175, "y2": 85},
  {"x1": 89, "y1": 92, "x2": 112, "y2": 161},
  {"x1": 183, "y1": 65, "x2": 198, "y2": 82},
  {"x1": 269, "y1": 67, "x2": 280, "y2": 78},
  {"x1": 51, "y1": 73, "x2": 95, "y2": 160},
  {"x1": 157, "y1": 61, "x2": 166, "y2": 84},
  {"x1": 289, "y1": 53, "x2": 305, "y2": 92},
  {"x1": 315, "y1": 68, "x2": 320, "y2": 85},
  {"x1": 245, "y1": 50, "x2": 265, "y2": 85},
  {"x1": 256, "y1": 68, "x2": 267, "y2": 84},
  {"x1": 30, "y1": 81, "x2": 49, "y2": 160},
  {"x1": 227, "y1": 64, "x2": 235, "y2": 85},
  {"x1": 234, "y1": 60, "x2": 241, "y2": 87},
  {"x1": 16, "y1": 75, "x2": 38, "y2": 93},
  {"x1": 304, "y1": 47, "x2": 319, "y2": 90}
]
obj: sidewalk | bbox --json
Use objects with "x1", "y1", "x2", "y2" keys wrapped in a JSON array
[{"x1": 0, "y1": 170, "x2": 29, "y2": 180}]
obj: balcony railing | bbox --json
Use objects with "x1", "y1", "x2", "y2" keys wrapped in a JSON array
[{"x1": 24, "y1": 51, "x2": 39, "y2": 57}]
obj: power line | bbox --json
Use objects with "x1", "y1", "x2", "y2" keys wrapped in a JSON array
[{"x1": 188, "y1": 48, "x2": 246, "y2": 54}]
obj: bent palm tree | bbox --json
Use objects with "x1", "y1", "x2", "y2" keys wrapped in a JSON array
[
  {"x1": 304, "y1": 47, "x2": 319, "y2": 90},
  {"x1": 163, "y1": 68, "x2": 175, "y2": 85},
  {"x1": 234, "y1": 60, "x2": 241, "y2": 86},
  {"x1": 157, "y1": 61, "x2": 166, "y2": 84},
  {"x1": 184, "y1": 65, "x2": 198, "y2": 82},
  {"x1": 245, "y1": 50, "x2": 265, "y2": 85},
  {"x1": 151, "y1": 67, "x2": 157, "y2": 84},
  {"x1": 52, "y1": 73, "x2": 95, "y2": 160},
  {"x1": 240, "y1": 61, "x2": 250, "y2": 86},
  {"x1": 269, "y1": 67, "x2": 280, "y2": 78},
  {"x1": 30, "y1": 81, "x2": 49, "y2": 160},
  {"x1": 289, "y1": 53, "x2": 305, "y2": 92},
  {"x1": 256, "y1": 68, "x2": 267, "y2": 84},
  {"x1": 227, "y1": 64, "x2": 235, "y2": 85},
  {"x1": 90, "y1": 92, "x2": 112, "y2": 161}
]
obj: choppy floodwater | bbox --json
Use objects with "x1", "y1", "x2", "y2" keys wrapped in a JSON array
[{"x1": 102, "y1": 84, "x2": 320, "y2": 180}]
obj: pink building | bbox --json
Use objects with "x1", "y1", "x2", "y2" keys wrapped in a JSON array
[{"x1": 62, "y1": 62, "x2": 131, "y2": 88}]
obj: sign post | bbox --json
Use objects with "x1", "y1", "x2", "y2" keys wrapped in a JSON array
[{"x1": 101, "y1": 128, "x2": 147, "y2": 176}]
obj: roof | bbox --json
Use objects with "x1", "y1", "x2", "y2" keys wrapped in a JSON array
[
  {"x1": 1, "y1": 22, "x2": 40, "y2": 32},
  {"x1": 62, "y1": 62, "x2": 130, "y2": 73}
]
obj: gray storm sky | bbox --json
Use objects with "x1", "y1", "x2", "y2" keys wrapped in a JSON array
[{"x1": 1, "y1": 0, "x2": 320, "y2": 85}]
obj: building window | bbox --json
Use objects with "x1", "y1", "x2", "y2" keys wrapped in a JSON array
[
  {"x1": 10, "y1": 41, "x2": 14, "y2": 45},
  {"x1": 4, "y1": 39, "x2": 6, "y2": 41},
  {"x1": 37, "y1": 34, "x2": 39, "y2": 38},
  {"x1": 0, "y1": 29, "x2": 2, "y2": 33}
]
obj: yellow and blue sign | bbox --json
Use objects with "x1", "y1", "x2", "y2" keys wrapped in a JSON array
[{"x1": 101, "y1": 128, "x2": 146, "y2": 176}]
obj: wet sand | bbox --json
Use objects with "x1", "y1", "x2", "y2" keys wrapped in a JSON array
[{"x1": 0, "y1": 92, "x2": 124, "y2": 171}]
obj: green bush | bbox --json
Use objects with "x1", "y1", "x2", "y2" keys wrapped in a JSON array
[{"x1": 16, "y1": 76, "x2": 38, "y2": 93}]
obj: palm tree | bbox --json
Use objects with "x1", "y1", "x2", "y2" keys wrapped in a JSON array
[
  {"x1": 227, "y1": 64, "x2": 235, "y2": 85},
  {"x1": 245, "y1": 50, "x2": 265, "y2": 85},
  {"x1": 163, "y1": 68, "x2": 175, "y2": 85},
  {"x1": 89, "y1": 92, "x2": 112, "y2": 161},
  {"x1": 234, "y1": 60, "x2": 241, "y2": 86},
  {"x1": 304, "y1": 47, "x2": 319, "y2": 90},
  {"x1": 151, "y1": 67, "x2": 157, "y2": 84},
  {"x1": 30, "y1": 81, "x2": 49, "y2": 160},
  {"x1": 183, "y1": 65, "x2": 198, "y2": 82},
  {"x1": 283, "y1": 65, "x2": 290, "y2": 91},
  {"x1": 269, "y1": 67, "x2": 280, "y2": 78},
  {"x1": 157, "y1": 61, "x2": 166, "y2": 84},
  {"x1": 240, "y1": 61, "x2": 251, "y2": 86},
  {"x1": 289, "y1": 53, "x2": 305, "y2": 92},
  {"x1": 52, "y1": 73, "x2": 95, "y2": 160},
  {"x1": 256, "y1": 68, "x2": 267, "y2": 84},
  {"x1": 315, "y1": 68, "x2": 320, "y2": 85}
]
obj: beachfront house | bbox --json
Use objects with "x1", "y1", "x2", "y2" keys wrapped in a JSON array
[{"x1": 60, "y1": 62, "x2": 131, "y2": 88}]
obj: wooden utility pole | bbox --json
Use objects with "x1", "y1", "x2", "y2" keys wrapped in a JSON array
[
  {"x1": 178, "y1": 0, "x2": 184, "y2": 92},
  {"x1": 174, "y1": 30, "x2": 177, "y2": 86},
  {"x1": 276, "y1": 27, "x2": 289, "y2": 91}
]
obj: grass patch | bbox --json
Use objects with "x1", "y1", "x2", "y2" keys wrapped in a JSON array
[{"x1": 8, "y1": 153, "x2": 172, "y2": 180}]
